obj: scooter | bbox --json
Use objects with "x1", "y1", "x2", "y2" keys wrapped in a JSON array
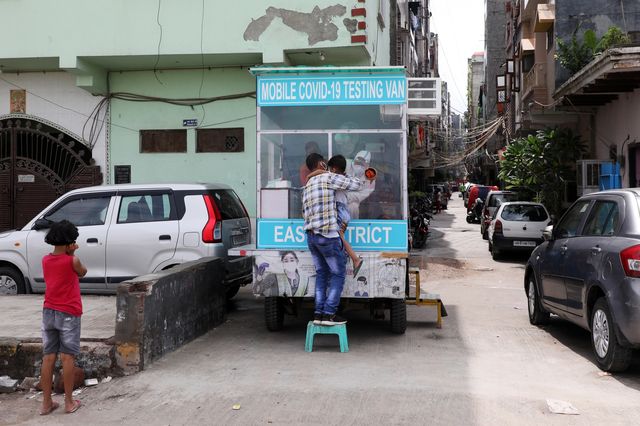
[{"x1": 466, "y1": 198, "x2": 484, "y2": 224}]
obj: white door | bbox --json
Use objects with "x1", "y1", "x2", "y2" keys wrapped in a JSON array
[
  {"x1": 26, "y1": 194, "x2": 114, "y2": 292},
  {"x1": 105, "y1": 191, "x2": 179, "y2": 290}
]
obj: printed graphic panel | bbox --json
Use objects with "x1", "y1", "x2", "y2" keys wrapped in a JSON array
[{"x1": 252, "y1": 251, "x2": 405, "y2": 299}]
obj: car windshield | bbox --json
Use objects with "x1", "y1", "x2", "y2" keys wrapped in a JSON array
[
  {"x1": 489, "y1": 193, "x2": 518, "y2": 207},
  {"x1": 501, "y1": 204, "x2": 548, "y2": 222}
]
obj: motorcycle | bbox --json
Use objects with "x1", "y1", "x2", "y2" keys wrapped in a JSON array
[
  {"x1": 466, "y1": 198, "x2": 484, "y2": 224},
  {"x1": 410, "y1": 207, "x2": 431, "y2": 249}
]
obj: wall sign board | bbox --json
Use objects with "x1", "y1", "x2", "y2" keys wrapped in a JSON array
[{"x1": 114, "y1": 165, "x2": 131, "y2": 184}]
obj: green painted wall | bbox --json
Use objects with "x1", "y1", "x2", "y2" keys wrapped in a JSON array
[
  {"x1": 0, "y1": 0, "x2": 384, "y2": 69},
  {"x1": 109, "y1": 68, "x2": 258, "y2": 215},
  {"x1": 0, "y1": 0, "x2": 392, "y2": 217}
]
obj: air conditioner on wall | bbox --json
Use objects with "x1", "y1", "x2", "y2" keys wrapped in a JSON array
[{"x1": 576, "y1": 160, "x2": 621, "y2": 196}]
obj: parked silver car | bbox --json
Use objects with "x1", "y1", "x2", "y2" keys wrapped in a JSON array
[
  {"x1": 525, "y1": 189, "x2": 640, "y2": 371},
  {"x1": 481, "y1": 190, "x2": 518, "y2": 239},
  {"x1": 0, "y1": 183, "x2": 252, "y2": 297},
  {"x1": 488, "y1": 202, "x2": 551, "y2": 260}
]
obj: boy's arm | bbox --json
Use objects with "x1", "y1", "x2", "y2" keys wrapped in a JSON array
[
  {"x1": 72, "y1": 256, "x2": 87, "y2": 277},
  {"x1": 305, "y1": 169, "x2": 327, "y2": 182},
  {"x1": 328, "y1": 173, "x2": 362, "y2": 191}
]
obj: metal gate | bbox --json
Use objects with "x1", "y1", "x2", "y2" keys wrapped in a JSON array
[{"x1": 0, "y1": 118, "x2": 102, "y2": 232}]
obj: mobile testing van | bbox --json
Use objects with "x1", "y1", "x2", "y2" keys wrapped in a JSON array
[{"x1": 231, "y1": 66, "x2": 411, "y2": 333}]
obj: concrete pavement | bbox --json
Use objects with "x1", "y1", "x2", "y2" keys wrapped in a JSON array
[
  {"x1": 0, "y1": 295, "x2": 115, "y2": 340},
  {"x1": 2, "y1": 194, "x2": 640, "y2": 425}
]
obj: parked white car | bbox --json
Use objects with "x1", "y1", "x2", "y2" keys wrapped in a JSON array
[
  {"x1": 0, "y1": 183, "x2": 252, "y2": 296},
  {"x1": 488, "y1": 201, "x2": 551, "y2": 260}
]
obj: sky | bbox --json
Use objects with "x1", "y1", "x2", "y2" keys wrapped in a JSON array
[{"x1": 430, "y1": 0, "x2": 486, "y2": 115}]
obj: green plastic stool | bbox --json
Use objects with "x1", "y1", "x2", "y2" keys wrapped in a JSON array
[{"x1": 305, "y1": 321, "x2": 349, "y2": 353}]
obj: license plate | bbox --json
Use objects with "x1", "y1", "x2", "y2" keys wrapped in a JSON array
[
  {"x1": 514, "y1": 240, "x2": 536, "y2": 247},
  {"x1": 232, "y1": 235, "x2": 247, "y2": 246}
]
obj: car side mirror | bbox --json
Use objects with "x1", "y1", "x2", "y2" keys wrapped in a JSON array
[
  {"x1": 32, "y1": 218, "x2": 52, "y2": 231},
  {"x1": 543, "y1": 225, "x2": 554, "y2": 241},
  {"x1": 549, "y1": 214, "x2": 556, "y2": 225}
]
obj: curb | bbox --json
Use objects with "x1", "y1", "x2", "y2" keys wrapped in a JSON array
[{"x1": 0, "y1": 337, "x2": 117, "y2": 381}]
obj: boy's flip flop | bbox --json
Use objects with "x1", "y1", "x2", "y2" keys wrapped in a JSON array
[
  {"x1": 353, "y1": 257, "x2": 364, "y2": 277},
  {"x1": 66, "y1": 400, "x2": 82, "y2": 414},
  {"x1": 40, "y1": 401, "x2": 60, "y2": 416}
]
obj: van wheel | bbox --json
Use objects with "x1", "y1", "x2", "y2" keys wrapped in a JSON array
[
  {"x1": 265, "y1": 297, "x2": 284, "y2": 331},
  {"x1": 0, "y1": 267, "x2": 26, "y2": 295},
  {"x1": 591, "y1": 298, "x2": 632, "y2": 372},
  {"x1": 390, "y1": 299, "x2": 407, "y2": 334}
]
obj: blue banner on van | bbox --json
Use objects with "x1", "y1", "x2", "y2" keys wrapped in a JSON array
[
  {"x1": 257, "y1": 219, "x2": 408, "y2": 251},
  {"x1": 257, "y1": 74, "x2": 407, "y2": 107}
]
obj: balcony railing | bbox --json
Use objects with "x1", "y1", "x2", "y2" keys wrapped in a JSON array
[{"x1": 522, "y1": 63, "x2": 546, "y2": 97}]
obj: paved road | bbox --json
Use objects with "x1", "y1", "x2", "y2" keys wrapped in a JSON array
[
  {"x1": 0, "y1": 295, "x2": 115, "y2": 340},
  {"x1": 2, "y1": 194, "x2": 640, "y2": 425}
]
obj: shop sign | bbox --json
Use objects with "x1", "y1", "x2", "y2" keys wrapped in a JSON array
[
  {"x1": 257, "y1": 219, "x2": 408, "y2": 251},
  {"x1": 257, "y1": 75, "x2": 407, "y2": 106}
]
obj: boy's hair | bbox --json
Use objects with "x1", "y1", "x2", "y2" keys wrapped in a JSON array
[
  {"x1": 327, "y1": 155, "x2": 347, "y2": 173},
  {"x1": 45, "y1": 220, "x2": 79, "y2": 246},
  {"x1": 306, "y1": 153, "x2": 325, "y2": 171}
]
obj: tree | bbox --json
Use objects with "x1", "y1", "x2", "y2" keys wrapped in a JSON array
[
  {"x1": 557, "y1": 26, "x2": 631, "y2": 74},
  {"x1": 498, "y1": 128, "x2": 586, "y2": 216}
]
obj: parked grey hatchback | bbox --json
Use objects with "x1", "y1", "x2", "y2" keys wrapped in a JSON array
[{"x1": 525, "y1": 189, "x2": 640, "y2": 372}]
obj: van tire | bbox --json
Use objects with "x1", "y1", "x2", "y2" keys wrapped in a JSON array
[
  {"x1": 390, "y1": 299, "x2": 407, "y2": 334},
  {"x1": 265, "y1": 297, "x2": 284, "y2": 331}
]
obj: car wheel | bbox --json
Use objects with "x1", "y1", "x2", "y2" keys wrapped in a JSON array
[
  {"x1": 527, "y1": 275, "x2": 550, "y2": 325},
  {"x1": 591, "y1": 298, "x2": 633, "y2": 372},
  {"x1": 491, "y1": 239, "x2": 501, "y2": 260},
  {"x1": 226, "y1": 284, "x2": 241, "y2": 300},
  {"x1": 390, "y1": 299, "x2": 407, "y2": 334},
  {"x1": 0, "y1": 267, "x2": 26, "y2": 295},
  {"x1": 264, "y1": 297, "x2": 284, "y2": 331}
]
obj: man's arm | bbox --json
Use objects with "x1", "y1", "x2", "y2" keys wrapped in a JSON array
[{"x1": 328, "y1": 173, "x2": 362, "y2": 191}]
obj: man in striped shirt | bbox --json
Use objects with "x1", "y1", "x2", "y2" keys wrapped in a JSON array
[{"x1": 302, "y1": 153, "x2": 363, "y2": 326}]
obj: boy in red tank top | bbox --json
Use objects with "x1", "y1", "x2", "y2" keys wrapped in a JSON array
[{"x1": 39, "y1": 220, "x2": 87, "y2": 416}]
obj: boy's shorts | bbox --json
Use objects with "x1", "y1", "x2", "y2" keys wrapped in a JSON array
[
  {"x1": 336, "y1": 202, "x2": 351, "y2": 229},
  {"x1": 42, "y1": 308, "x2": 81, "y2": 356}
]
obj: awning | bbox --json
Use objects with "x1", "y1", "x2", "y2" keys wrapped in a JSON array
[
  {"x1": 554, "y1": 47, "x2": 640, "y2": 107},
  {"x1": 521, "y1": 38, "x2": 535, "y2": 53},
  {"x1": 535, "y1": 4, "x2": 555, "y2": 32}
]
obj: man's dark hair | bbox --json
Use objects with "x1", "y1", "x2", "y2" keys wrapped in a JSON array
[
  {"x1": 327, "y1": 155, "x2": 346, "y2": 174},
  {"x1": 45, "y1": 220, "x2": 79, "y2": 246},
  {"x1": 306, "y1": 153, "x2": 324, "y2": 171}
]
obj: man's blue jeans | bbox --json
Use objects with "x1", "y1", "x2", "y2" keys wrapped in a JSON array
[{"x1": 307, "y1": 232, "x2": 346, "y2": 316}]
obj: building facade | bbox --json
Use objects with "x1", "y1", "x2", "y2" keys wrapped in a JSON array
[
  {"x1": 0, "y1": 0, "x2": 391, "y2": 226},
  {"x1": 467, "y1": 52, "x2": 485, "y2": 129},
  {"x1": 489, "y1": 0, "x2": 640, "y2": 197}
]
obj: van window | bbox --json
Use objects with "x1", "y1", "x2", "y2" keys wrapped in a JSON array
[{"x1": 211, "y1": 190, "x2": 246, "y2": 219}]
